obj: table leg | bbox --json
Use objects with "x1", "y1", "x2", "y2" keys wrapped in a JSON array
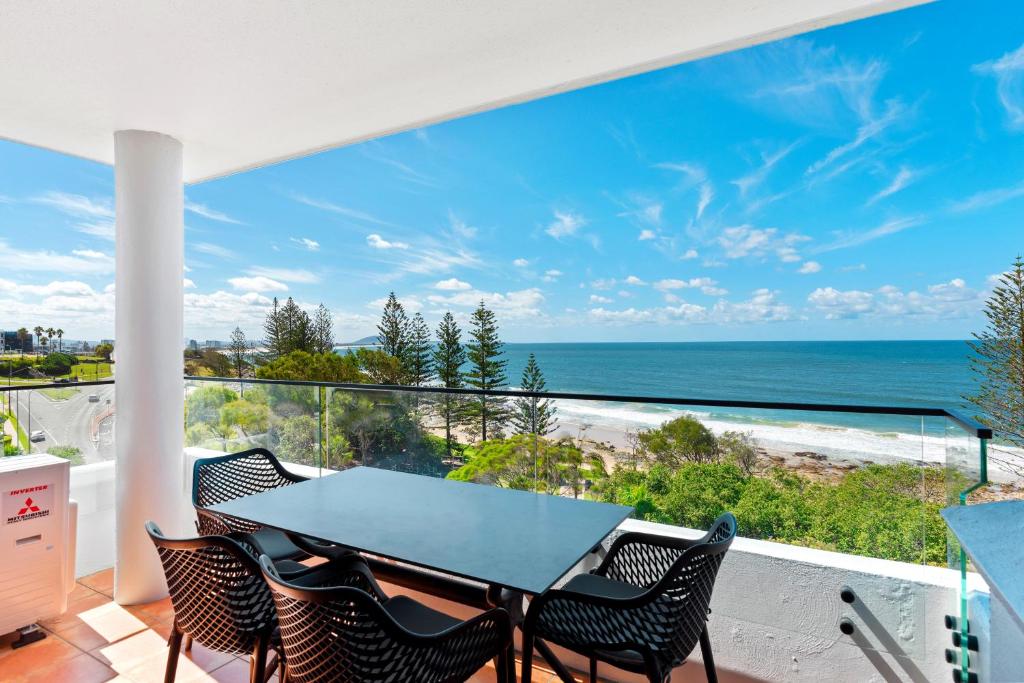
[{"x1": 486, "y1": 585, "x2": 576, "y2": 683}]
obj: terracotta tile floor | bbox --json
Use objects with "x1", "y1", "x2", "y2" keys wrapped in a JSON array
[{"x1": 0, "y1": 568, "x2": 596, "y2": 683}]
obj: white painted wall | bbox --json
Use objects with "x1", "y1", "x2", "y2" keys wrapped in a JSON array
[{"x1": 75, "y1": 452, "x2": 992, "y2": 681}]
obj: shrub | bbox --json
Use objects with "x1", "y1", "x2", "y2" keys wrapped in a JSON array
[
  {"x1": 49, "y1": 445, "x2": 84, "y2": 465},
  {"x1": 661, "y1": 462, "x2": 747, "y2": 529},
  {"x1": 39, "y1": 352, "x2": 75, "y2": 376},
  {"x1": 637, "y1": 415, "x2": 718, "y2": 468}
]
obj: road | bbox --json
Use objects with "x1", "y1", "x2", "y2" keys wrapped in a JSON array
[{"x1": 11, "y1": 384, "x2": 116, "y2": 463}]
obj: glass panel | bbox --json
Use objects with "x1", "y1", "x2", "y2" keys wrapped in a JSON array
[
  {"x1": 0, "y1": 384, "x2": 114, "y2": 466},
  {"x1": 185, "y1": 379, "x2": 322, "y2": 473}
]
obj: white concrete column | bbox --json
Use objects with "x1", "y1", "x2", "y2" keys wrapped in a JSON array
[{"x1": 113, "y1": 130, "x2": 184, "y2": 604}]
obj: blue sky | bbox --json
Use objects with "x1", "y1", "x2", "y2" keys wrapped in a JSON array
[{"x1": 2, "y1": 0, "x2": 1023, "y2": 343}]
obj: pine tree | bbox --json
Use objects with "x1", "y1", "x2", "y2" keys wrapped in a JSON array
[
  {"x1": 228, "y1": 327, "x2": 250, "y2": 379},
  {"x1": 512, "y1": 353, "x2": 558, "y2": 436},
  {"x1": 967, "y1": 256, "x2": 1024, "y2": 476},
  {"x1": 465, "y1": 301, "x2": 508, "y2": 441},
  {"x1": 407, "y1": 313, "x2": 434, "y2": 386},
  {"x1": 263, "y1": 297, "x2": 285, "y2": 359},
  {"x1": 433, "y1": 312, "x2": 466, "y2": 457},
  {"x1": 279, "y1": 297, "x2": 312, "y2": 354},
  {"x1": 311, "y1": 304, "x2": 335, "y2": 354},
  {"x1": 377, "y1": 292, "x2": 410, "y2": 381}
]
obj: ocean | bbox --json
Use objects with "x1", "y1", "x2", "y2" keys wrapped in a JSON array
[{"x1": 497, "y1": 340, "x2": 984, "y2": 466}]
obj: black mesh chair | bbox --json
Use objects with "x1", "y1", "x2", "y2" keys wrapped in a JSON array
[
  {"x1": 522, "y1": 512, "x2": 737, "y2": 683},
  {"x1": 192, "y1": 448, "x2": 324, "y2": 563},
  {"x1": 259, "y1": 554, "x2": 515, "y2": 683},
  {"x1": 145, "y1": 521, "x2": 284, "y2": 683}
]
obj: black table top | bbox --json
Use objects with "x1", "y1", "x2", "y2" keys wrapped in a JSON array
[{"x1": 211, "y1": 466, "x2": 633, "y2": 594}]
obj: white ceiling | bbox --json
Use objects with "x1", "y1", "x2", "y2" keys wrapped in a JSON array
[{"x1": 0, "y1": 1, "x2": 927, "y2": 183}]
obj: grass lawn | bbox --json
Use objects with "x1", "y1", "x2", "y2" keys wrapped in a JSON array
[
  {"x1": 3, "y1": 410, "x2": 30, "y2": 452},
  {"x1": 67, "y1": 362, "x2": 113, "y2": 380},
  {"x1": 39, "y1": 387, "x2": 81, "y2": 401}
]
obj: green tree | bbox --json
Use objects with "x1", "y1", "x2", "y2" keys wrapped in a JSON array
[
  {"x1": 186, "y1": 385, "x2": 238, "y2": 427},
  {"x1": 433, "y1": 312, "x2": 466, "y2": 458},
  {"x1": 39, "y1": 352, "x2": 75, "y2": 376},
  {"x1": 276, "y1": 415, "x2": 319, "y2": 467},
  {"x1": 465, "y1": 302, "x2": 508, "y2": 441},
  {"x1": 377, "y1": 292, "x2": 410, "y2": 380},
  {"x1": 33, "y1": 326, "x2": 44, "y2": 353},
  {"x1": 354, "y1": 348, "x2": 406, "y2": 384},
  {"x1": 719, "y1": 430, "x2": 759, "y2": 476},
  {"x1": 280, "y1": 297, "x2": 312, "y2": 354},
  {"x1": 263, "y1": 297, "x2": 286, "y2": 359},
  {"x1": 256, "y1": 350, "x2": 366, "y2": 383},
  {"x1": 967, "y1": 256, "x2": 1024, "y2": 476},
  {"x1": 637, "y1": 415, "x2": 719, "y2": 469},
  {"x1": 46, "y1": 327, "x2": 55, "y2": 354},
  {"x1": 219, "y1": 399, "x2": 270, "y2": 437},
  {"x1": 406, "y1": 313, "x2": 433, "y2": 387},
  {"x1": 228, "y1": 327, "x2": 250, "y2": 380},
  {"x1": 311, "y1": 304, "x2": 335, "y2": 355},
  {"x1": 511, "y1": 353, "x2": 557, "y2": 436},
  {"x1": 55, "y1": 328, "x2": 64, "y2": 353},
  {"x1": 94, "y1": 342, "x2": 114, "y2": 361}
]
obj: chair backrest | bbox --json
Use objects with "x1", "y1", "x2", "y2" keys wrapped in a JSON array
[
  {"x1": 193, "y1": 447, "x2": 305, "y2": 509},
  {"x1": 259, "y1": 556, "x2": 505, "y2": 683},
  {"x1": 607, "y1": 513, "x2": 737, "y2": 669},
  {"x1": 145, "y1": 521, "x2": 276, "y2": 654}
]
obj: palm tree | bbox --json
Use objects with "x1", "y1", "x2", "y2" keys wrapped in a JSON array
[
  {"x1": 33, "y1": 326, "x2": 44, "y2": 355},
  {"x1": 55, "y1": 328, "x2": 64, "y2": 353},
  {"x1": 45, "y1": 328, "x2": 55, "y2": 355}
]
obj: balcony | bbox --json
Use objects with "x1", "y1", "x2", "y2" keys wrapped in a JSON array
[{"x1": 1, "y1": 377, "x2": 1006, "y2": 681}]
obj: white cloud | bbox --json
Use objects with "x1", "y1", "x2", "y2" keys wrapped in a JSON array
[
  {"x1": 290, "y1": 237, "x2": 320, "y2": 251},
  {"x1": 805, "y1": 99, "x2": 907, "y2": 177},
  {"x1": 867, "y1": 166, "x2": 916, "y2": 205},
  {"x1": 192, "y1": 242, "x2": 237, "y2": 259},
  {"x1": 0, "y1": 241, "x2": 114, "y2": 275},
  {"x1": 798, "y1": 260, "x2": 822, "y2": 274},
  {"x1": 31, "y1": 191, "x2": 113, "y2": 218},
  {"x1": 682, "y1": 249, "x2": 699, "y2": 260},
  {"x1": 228, "y1": 276, "x2": 289, "y2": 292},
  {"x1": 183, "y1": 278, "x2": 196, "y2": 289},
  {"x1": 840, "y1": 263, "x2": 867, "y2": 272},
  {"x1": 973, "y1": 42, "x2": 1024, "y2": 128},
  {"x1": 75, "y1": 221, "x2": 115, "y2": 241},
  {"x1": 448, "y1": 211, "x2": 477, "y2": 239},
  {"x1": 654, "y1": 277, "x2": 727, "y2": 297},
  {"x1": 542, "y1": 269, "x2": 563, "y2": 282},
  {"x1": 624, "y1": 275, "x2": 646, "y2": 286},
  {"x1": 589, "y1": 294, "x2": 613, "y2": 304},
  {"x1": 948, "y1": 180, "x2": 1024, "y2": 213},
  {"x1": 367, "y1": 234, "x2": 410, "y2": 250},
  {"x1": 717, "y1": 226, "x2": 810, "y2": 261},
  {"x1": 427, "y1": 288, "x2": 545, "y2": 319},
  {"x1": 289, "y1": 192, "x2": 396, "y2": 227},
  {"x1": 184, "y1": 291, "x2": 274, "y2": 332},
  {"x1": 513, "y1": 258, "x2": 529, "y2": 267},
  {"x1": 808, "y1": 278, "x2": 983, "y2": 319},
  {"x1": 590, "y1": 278, "x2": 617, "y2": 290},
  {"x1": 588, "y1": 289, "x2": 790, "y2": 325},
  {"x1": 638, "y1": 229, "x2": 656, "y2": 241},
  {"x1": 545, "y1": 210, "x2": 586, "y2": 239},
  {"x1": 435, "y1": 278, "x2": 472, "y2": 291},
  {"x1": 813, "y1": 216, "x2": 923, "y2": 253},
  {"x1": 654, "y1": 162, "x2": 714, "y2": 220},
  {"x1": 246, "y1": 266, "x2": 320, "y2": 284},
  {"x1": 185, "y1": 200, "x2": 243, "y2": 224},
  {"x1": 732, "y1": 140, "x2": 800, "y2": 198}
]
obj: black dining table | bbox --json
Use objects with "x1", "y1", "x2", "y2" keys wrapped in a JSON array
[{"x1": 210, "y1": 465, "x2": 633, "y2": 681}]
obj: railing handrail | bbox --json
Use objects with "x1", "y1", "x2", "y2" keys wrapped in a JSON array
[{"x1": 0, "y1": 376, "x2": 992, "y2": 438}]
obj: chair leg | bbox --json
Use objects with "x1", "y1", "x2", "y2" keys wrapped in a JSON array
[
  {"x1": 699, "y1": 625, "x2": 718, "y2": 683},
  {"x1": 164, "y1": 629, "x2": 182, "y2": 683},
  {"x1": 590, "y1": 656, "x2": 597, "y2": 683},
  {"x1": 495, "y1": 644, "x2": 509, "y2": 683},
  {"x1": 183, "y1": 635, "x2": 193, "y2": 651},
  {"x1": 250, "y1": 635, "x2": 269, "y2": 683},
  {"x1": 521, "y1": 631, "x2": 535, "y2": 683}
]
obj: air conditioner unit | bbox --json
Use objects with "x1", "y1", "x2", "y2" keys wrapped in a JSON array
[{"x1": 0, "y1": 454, "x2": 78, "y2": 647}]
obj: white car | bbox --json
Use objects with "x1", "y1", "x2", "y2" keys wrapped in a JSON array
[
  {"x1": 88, "y1": 394, "x2": 100, "y2": 403},
  {"x1": 29, "y1": 430, "x2": 45, "y2": 443}
]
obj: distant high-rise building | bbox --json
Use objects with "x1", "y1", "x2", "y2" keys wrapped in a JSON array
[
  {"x1": 1, "y1": 330, "x2": 33, "y2": 353},
  {"x1": 188, "y1": 339, "x2": 199, "y2": 351}
]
